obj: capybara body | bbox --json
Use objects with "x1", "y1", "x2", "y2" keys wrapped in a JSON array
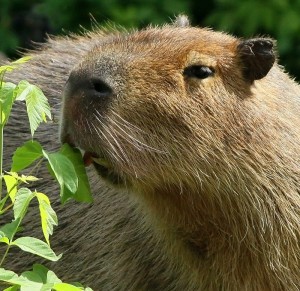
[{"x1": 1, "y1": 16, "x2": 299, "y2": 290}]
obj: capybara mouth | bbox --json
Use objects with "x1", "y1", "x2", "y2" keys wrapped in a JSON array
[
  {"x1": 61, "y1": 132, "x2": 125, "y2": 186},
  {"x1": 83, "y1": 151, "x2": 124, "y2": 185}
]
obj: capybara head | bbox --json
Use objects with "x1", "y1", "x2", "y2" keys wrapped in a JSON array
[{"x1": 61, "y1": 22, "x2": 276, "y2": 196}]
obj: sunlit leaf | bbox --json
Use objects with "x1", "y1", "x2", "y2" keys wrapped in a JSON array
[
  {"x1": 12, "y1": 237, "x2": 62, "y2": 261},
  {"x1": 11, "y1": 140, "x2": 43, "y2": 172},
  {"x1": 0, "y1": 82, "x2": 17, "y2": 124},
  {"x1": 13, "y1": 188, "x2": 35, "y2": 220},
  {"x1": 59, "y1": 144, "x2": 93, "y2": 203},
  {"x1": 36, "y1": 192, "x2": 58, "y2": 245},
  {"x1": 0, "y1": 236, "x2": 9, "y2": 244},
  {"x1": 0, "y1": 65, "x2": 16, "y2": 75},
  {"x1": 43, "y1": 150, "x2": 78, "y2": 203},
  {"x1": 20, "y1": 175, "x2": 39, "y2": 182},
  {"x1": 3, "y1": 175, "x2": 18, "y2": 202},
  {"x1": 3, "y1": 285, "x2": 19, "y2": 291},
  {"x1": 0, "y1": 268, "x2": 28, "y2": 286},
  {"x1": 11, "y1": 56, "x2": 32, "y2": 65},
  {"x1": 14, "y1": 80, "x2": 51, "y2": 136},
  {"x1": 53, "y1": 283, "x2": 84, "y2": 291}
]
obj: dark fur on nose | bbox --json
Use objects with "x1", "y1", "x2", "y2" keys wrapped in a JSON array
[
  {"x1": 65, "y1": 71, "x2": 114, "y2": 101},
  {"x1": 61, "y1": 71, "x2": 114, "y2": 145}
]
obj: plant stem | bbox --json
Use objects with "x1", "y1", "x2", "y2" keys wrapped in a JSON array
[
  {"x1": 28, "y1": 157, "x2": 44, "y2": 177},
  {"x1": 0, "y1": 72, "x2": 5, "y2": 201},
  {"x1": 0, "y1": 202, "x2": 13, "y2": 214},
  {"x1": 0, "y1": 244, "x2": 10, "y2": 267},
  {"x1": 0, "y1": 124, "x2": 3, "y2": 201}
]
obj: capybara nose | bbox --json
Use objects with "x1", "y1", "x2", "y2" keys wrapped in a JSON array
[
  {"x1": 64, "y1": 71, "x2": 114, "y2": 102},
  {"x1": 61, "y1": 72, "x2": 115, "y2": 145}
]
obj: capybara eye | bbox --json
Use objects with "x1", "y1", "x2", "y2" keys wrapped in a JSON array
[{"x1": 183, "y1": 65, "x2": 214, "y2": 79}]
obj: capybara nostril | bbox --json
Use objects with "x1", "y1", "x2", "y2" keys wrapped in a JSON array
[{"x1": 90, "y1": 78, "x2": 113, "y2": 98}]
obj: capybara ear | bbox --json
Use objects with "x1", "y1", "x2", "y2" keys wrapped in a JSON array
[{"x1": 237, "y1": 38, "x2": 275, "y2": 82}]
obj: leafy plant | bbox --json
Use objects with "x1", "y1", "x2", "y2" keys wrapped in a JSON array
[{"x1": 0, "y1": 58, "x2": 93, "y2": 290}]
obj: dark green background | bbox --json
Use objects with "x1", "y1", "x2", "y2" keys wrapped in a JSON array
[{"x1": 1, "y1": 0, "x2": 300, "y2": 80}]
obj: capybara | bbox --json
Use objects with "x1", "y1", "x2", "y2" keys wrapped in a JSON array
[{"x1": 1, "y1": 16, "x2": 299, "y2": 290}]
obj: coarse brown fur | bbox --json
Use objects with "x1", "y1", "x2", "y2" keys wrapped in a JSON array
[{"x1": 1, "y1": 16, "x2": 300, "y2": 290}]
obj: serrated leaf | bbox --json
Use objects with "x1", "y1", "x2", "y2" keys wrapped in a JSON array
[
  {"x1": 14, "y1": 80, "x2": 29, "y2": 102},
  {"x1": 43, "y1": 151, "x2": 78, "y2": 203},
  {"x1": 0, "y1": 82, "x2": 17, "y2": 124},
  {"x1": 36, "y1": 192, "x2": 58, "y2": 245},
  {"x1": 14, "y1": 80, "x2": 51, "y2": 136},
  {"x1": 11, "y1": 140, "x2": 43, "y2": 172},
  {"x1": 53, "y1": 283, "x2": 84, "y2": 291},
  {"x1": 59, "y1": 144, "x2": 93, "y2": 203},
  {"x1": 12, "y1": 237, "x2": 62, "y2": 261},
  {"x1": 13, "y1": 188, "x2": 35, "y2": 220},
  {"x1": 0, "y1": 57, "x2": 31, "y2": 76},
  {"x1": 0, "y1": 218, "x2": 21, "y2": 241},
  {"x1": 3, "y1": 175, "x2": 18, "y2": 202}
]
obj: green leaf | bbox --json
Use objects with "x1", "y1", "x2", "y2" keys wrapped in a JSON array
[
  {"x1": 12, "y1": 237, "x2": 62, "y2": 261},
  {"x1": 0, "y1": 224, "x2": 10, "y2": 244},
  {"x1": 0, "y1": 218, "x2": 21, "y2": 241},
  {"x1": 0, "y1": 236, "x2": 9, "y2": 244},
  {"x1": 0, "y1": 57, "x2": 31, "y2": 76},
  {"x1": 59, "y1": 144, "x2": 93, "y2": 203},
  {"x1": 0, "y1": 264, "x2": 63, "y2": 291},
  {"x1": 53, "y1": 283, "x2": 84, "y2": 291},
  {"x1": 11, "y1": 56, "x2": 32, "y2": 65},
  {"x1": 0, "y1": 268, "x2": 27, "y2": 286},
  {"x1": 15, "y1": 80, "x2": 51, "y2": 136},
  {"x1": 4, "y1": 286, "x2": 20, "y2": 291},
  {"x1": 3, "y1": 175, "x2": 18, "y2": 202},
  {"x1": 0, "y1": 56, "x2": 31, "y2": 81},
  {"x1": 43, "y1": 151, "x2": 78, "y2": 203},
  {"x1": 20, "y1": 175, "x2": 39, "y2": 182},
  {"x1": 0, "y1": 82, "x2": 17, "y2": 124},
  {"x1": 11, "y1": 140, "x2": 43, "y2": 172},
  {"x1": 20, "y1": 264, "x2": 61, "y2": 289},
  {"x1": 0, "y1": 195, "x2": 9, "y2": 213},
  {"x1": 13, "y1": 188, "x2": 35, "y2": 220},
  {"x1": 36, "y1": 192, "x2": 58, "y2": 245},
  {"x1": 53, "y1": 282, "x2": 93, "y2": 291},
  {"x1": 0, "y1": 65, "x2": 16, "y2": 75},
  {"x1": 0, "y1": 268, "x2": 18, "y2": 281}
]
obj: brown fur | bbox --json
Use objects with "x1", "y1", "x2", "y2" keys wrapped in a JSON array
[{"x1": 1, "y1": 16, "x2": 299, "y2": 290}]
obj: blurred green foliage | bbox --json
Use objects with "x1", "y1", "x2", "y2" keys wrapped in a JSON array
[
  {"x1": 205, "y1": 0, "x2": 300, "y2": 80},
  {"x1": 1, "y1": 0, "x2": 300, "y2": 79}
]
